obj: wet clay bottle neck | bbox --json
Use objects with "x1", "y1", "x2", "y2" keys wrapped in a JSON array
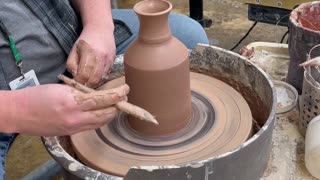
[{"x1": 135, "y1": 0, "x2": 172, "y2": 43}]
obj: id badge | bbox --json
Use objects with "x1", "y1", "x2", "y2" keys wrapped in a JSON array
[{"x1": 9, "y1": 70, "x2": 40, "y2": 90}]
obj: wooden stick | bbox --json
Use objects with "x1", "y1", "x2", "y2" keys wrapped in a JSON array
[{"x1": 58, "y1": 74, "x2": 158, "y2": 125}]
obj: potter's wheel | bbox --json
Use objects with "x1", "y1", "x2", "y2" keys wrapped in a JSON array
[{"x1": 71, "y1": 72, "x2": 252, "y2": 176}]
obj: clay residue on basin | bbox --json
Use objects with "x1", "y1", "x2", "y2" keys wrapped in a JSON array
[
  {"x1": 214, "y1": 75, "x2": 269, "y2": 130},
  {"x1": 190, "y1": 45, "x2": 274, "y2": 131}
]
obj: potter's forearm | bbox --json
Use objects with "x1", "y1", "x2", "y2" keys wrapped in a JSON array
[
  {"x1": 0, "y1": 91, "x2": 20, "y2": 133},
  {"x1": 72, "y1": 0, "x2": 114, "y2": 30}
]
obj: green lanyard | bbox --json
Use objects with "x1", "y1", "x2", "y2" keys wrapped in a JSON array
[{"x1": 0, "y1": 19, "x2": 24, "y2": 78}]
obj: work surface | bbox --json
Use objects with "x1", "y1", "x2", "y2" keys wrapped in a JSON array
[
  {"x1": 262, "y1": 109, "x2": 316, "y2": 179},
  {"x1": 249, "y1": 42, "x2": 315, "y2": 179}
]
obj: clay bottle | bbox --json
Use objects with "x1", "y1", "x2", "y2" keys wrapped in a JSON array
[{"x1": 124, "y1": 0, "x2": 192, "y2": 136}]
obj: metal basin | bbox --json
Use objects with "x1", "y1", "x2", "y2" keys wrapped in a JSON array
[{"x1": 42, "y1": 44, "x2": 277, "y2": 180}]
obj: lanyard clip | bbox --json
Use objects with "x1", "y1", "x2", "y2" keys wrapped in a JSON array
[
  {"x1": 17, "y1": 62, "x2": 25, "y2": 80},
  {"x1": 0, "y1": 20, "x2": 26, "y2": 80}
]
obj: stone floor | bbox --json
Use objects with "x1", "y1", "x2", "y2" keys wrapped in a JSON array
[{"x1": 6, "y1": 0, "x2": 309, "y2": 179}]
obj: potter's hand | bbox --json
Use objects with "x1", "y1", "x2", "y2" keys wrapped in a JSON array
[
  {"x1": 300, "y1": 57, "x2": 320, "y2": 67},
  {"x1": 5, "y1": 84, "x2": 128, "y2": 136},
  {"x1": 66, "y1": 26, "x2": 116, "y2": 88}
]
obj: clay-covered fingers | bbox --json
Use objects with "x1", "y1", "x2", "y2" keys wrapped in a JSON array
[
  {"x1": 79, "y1": 107, "x2": 119, "y2": 132},
  {"x1": 66, "y1": 40, "x2": 115, "y2": 88},
  {"x1": 75, "y1": 84, "x2": 130, "y2": 111},
  {"x1": 71, "y1": 85, "x2": 129, "y2": 132},
  {"x1": 300, "y1": 57, "x2": 320, "y2": 67},
  {"x1": 100, "y1": 84, "x2": 130, "y2": 97},
  {"x1": 74, "y1": 40, "x2": 97, "y2": 86},
  {"x1": 86, "y1": 60, "x2": 106, "y2": 88},
  {"x1": 66, "y1": 46, "x2": 80, "y2": 77},
  {"x1": 90, "y1": 107, "x2": 119, "y2": 126},
  {"x1": 86, "y1": 54, "x2": 112, "y2": 88}
]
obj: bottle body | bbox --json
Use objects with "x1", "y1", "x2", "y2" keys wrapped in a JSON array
[{"x1": 123, "y1": 0, "x2": 192, "y2": 136}]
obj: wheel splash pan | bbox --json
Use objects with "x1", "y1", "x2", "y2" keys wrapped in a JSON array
[{"x1": 42, "y1": 44, "x2": 277, "y2": 180}]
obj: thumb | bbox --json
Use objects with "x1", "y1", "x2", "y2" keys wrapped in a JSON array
[
  {"x1": 66, "y1": 45, "x2": 80, "y2": 77},
  {"x1": 300, "y1": 58, "x2": 320, "y2": 67}
]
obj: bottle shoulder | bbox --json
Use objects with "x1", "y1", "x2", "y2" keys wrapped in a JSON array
[{"x1": 124, "y1": 37, "x2": 189, "y2": 71}]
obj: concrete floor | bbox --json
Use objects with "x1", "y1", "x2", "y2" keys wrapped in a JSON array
[{"x1": 6, "y1": 0, "x2": 292, "y2": 179}]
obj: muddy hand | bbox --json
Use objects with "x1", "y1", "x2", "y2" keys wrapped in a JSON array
[
  {"x1": 58, "y1": 75, "x2": 158, "y2": 125},
  {"x1": 10, "y1": 84, "x2": 128, "y2": 136},
  {"x1": 75, "y1": 84, "x2": 129, "y2": 116},
  {"x1": 300, "y1": 57, "x2": 320, "y2": 67},
  {"x1": 66, "y1": 40, "x2": 109, "y2": 88}
]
